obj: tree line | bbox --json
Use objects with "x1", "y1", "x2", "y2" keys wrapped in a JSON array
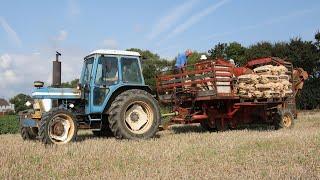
[{"x1": 9, "y1": 31, "x2": 320, "y2": 112}]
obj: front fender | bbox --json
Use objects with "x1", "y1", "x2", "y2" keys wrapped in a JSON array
[
  {"x1": 20, "y1": 118, "x2": 38, "y2": 127},
  {"x1": 19, "y1": 109, "x2": 39, "y2": 128}
]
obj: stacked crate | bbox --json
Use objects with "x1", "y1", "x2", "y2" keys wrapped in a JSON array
[{"x1": 237, "y1": 65, "x2": 293, "y2": 99}]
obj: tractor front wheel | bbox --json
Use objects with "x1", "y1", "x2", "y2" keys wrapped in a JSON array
[
  {"x1": 20, "y1": 127, "x2": 38, "y2": 140},
  {"x1": 108, "y1": 89, "x2": 161, "y2": 139},
  {"x1": 39, "y1": 108, "x2": 78, "y2": 145}
]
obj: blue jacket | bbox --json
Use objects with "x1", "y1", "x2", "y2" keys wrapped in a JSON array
[{"x1": 175, "y1": 53, "x2": 187, "y2": 68}]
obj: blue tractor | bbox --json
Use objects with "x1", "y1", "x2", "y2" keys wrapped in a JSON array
[{"x1": 20, "y1": 50, "x2": 161, "y2": 145}]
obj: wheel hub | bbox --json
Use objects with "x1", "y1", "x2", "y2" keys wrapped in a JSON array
[
  {"x1": 52, "y1": 122, "x2": 64, "y2": 136},
  {"x1": 125, "y1": 105, "x2": 149, "y2": 132},
  {"x1": 130, "y1": 112, "x2": 140, "y2": 122},
  {"x1": 49, "y1": 115, "x2": 72, "y2": 142},
  {"x1": 283, "y1": 115, "x2": 292, "y2": 127}
]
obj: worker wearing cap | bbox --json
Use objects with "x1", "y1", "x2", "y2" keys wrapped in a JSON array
[
  {"x1": 200, "y1": 55, "x2": 207, "y2": 60},
  {"x1": 229, "y1": 59, "x2": 235, "y2": 65},
  {"x1": 174, "y1": 49, "x2": 192, "y2": 73}
]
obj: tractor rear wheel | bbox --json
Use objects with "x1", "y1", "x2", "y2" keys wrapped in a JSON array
[
  {"x1": 275, "y1": 109, "x2": 294, "y2": 129},
  {"x1": 108, "y1": 89, "x2": 161, "y2": 139},
  {"x1": 39, "y1": 108, "x2": 78, "y2": 145},
  {"x1": 20, "y1": 127, "x2": 38, "y2": 140}
]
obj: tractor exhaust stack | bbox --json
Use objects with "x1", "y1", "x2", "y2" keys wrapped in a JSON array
[{"x1": 52, "y1": 51, "x2": 62, "y2": 87}]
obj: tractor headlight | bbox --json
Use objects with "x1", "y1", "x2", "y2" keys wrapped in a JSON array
[
  {"x1": 69, "y1": 103, "x2": 75, "y2": 108},
  {"x1": 77, "y1": 83, "x2": 81, "y2": 90},
  {"x1": 25, "y1": 101, "x2": 32, "y2": 107}
]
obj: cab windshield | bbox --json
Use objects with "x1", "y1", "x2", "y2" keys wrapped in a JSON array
[{"x1": 81, "y1": 57, "x2": 94, "y2": 85}]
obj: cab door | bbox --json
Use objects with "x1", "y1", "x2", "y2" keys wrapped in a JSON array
[
  {"x1": 90, "y1": 55, "x2": 119, "y2": 113},
  {"x1": 80, "y1": 57, "x2": 95, "y2": 114}
]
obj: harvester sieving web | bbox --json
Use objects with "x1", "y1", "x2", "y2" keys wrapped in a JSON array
[{"x1": 19, "y1": 50, "x2": 308, "y2": 145}]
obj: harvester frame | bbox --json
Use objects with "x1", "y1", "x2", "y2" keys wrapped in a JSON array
[{"x1": 156, "y1": 57, "x2": 307, "y2": 131}]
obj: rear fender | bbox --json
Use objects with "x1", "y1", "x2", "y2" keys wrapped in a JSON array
[{"x1": 103, "y1": 85, "x2": 153, "y2": 114}]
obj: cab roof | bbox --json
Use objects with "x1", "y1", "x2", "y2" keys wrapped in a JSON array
[{"x1": 86, "y1": 49, "x2": 141, "y2": 58}]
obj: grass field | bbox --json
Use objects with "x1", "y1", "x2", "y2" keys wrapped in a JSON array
[
  {"x1": 0, "y1": 115, "x2": 19, "y2": 134},
  {"x1": 0, "y1": 112, "x2": 319, "y2": 179}
]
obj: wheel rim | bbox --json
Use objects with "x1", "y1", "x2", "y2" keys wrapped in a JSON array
[
  {"x1": 48, "y1": 113, "x2": 75, "y2": 144},
  {"x1": 124, "y1": 101, "x2": 154, "y2": 134},
  {"x1": 282, "y1": 115, "x2": 292, "y2": 128}
]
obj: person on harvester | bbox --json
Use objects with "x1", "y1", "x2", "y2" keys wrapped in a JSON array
[
  {"x1": 173, "y1": 50, "x2": 192, "y2": 90},
  {"x1": 174, "y1": 49, "x2": 192, "y2": 74}
]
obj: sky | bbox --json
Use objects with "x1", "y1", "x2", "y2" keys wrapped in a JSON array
[{"x1": 0, "y1": 0, "x2": 319, "y2": 98}]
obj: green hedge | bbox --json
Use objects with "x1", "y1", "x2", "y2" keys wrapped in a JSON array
[{"x1": 0, "y1": 115, "x2": 19, "y2": 134}]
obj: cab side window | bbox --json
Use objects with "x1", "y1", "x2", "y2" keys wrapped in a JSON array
[
  {"x1": 121, "y1": 57, "x2": 142, "y2": 84},
  {"x1": 95, "y1": 56, "x2": 119, "y2": 86}
]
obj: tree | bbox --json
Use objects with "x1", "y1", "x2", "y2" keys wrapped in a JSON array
[
  {"x1": 296, "y1": 77, "x2": 320, "y2": 109},
  {"x1": 186, "y1": 51, "x2": 202, "y2": 65},
  {"x1": 225, "y1": 42, "x2": 247, "y2": 66},
  {"x1": 61, "y1": 79, "x2": 79, "y2": 88},
  {"x1": 315, "y1": 31, "x2": 320, "y2": 50},
  {"x1": 127, "y1": 48, "x2": 173, "y2": 90},
  {"x1": 208, "y1": 42, "x2": 227, "y2": 59},
  {"x1": 245, "y1": 41, "x2": 273, "y2": 60},
  {"x1": 126, "y1": 48, "x2": 161, "y2": 63},
  {"x1": 272, "y1": 42, "x2": 289, "y2": 59},
  {"x1": 286, "y1": 38, "x2": 319, "y2": 76},
  {"x1": 9, "y1": 94, "x2": 32, "y2": 113}
]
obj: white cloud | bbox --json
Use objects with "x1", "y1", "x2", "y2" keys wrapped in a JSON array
[
  {"x1": 0, "y1": 48, "x2": 86, "y2": 98},
  {"x1": 3, "y1": 70, "x2": 17, "y2": 82},
  {"x1": 206, "y1": 8, "x2": 316, "y2": 39},
  {"x1": 54, "y1": 30, "x2": 68, "y2": 42},
  {"x1": 146, "y1": 0, "x2": 199, "y2": 40},
  {"x1": 0, "y1": 16, "x2": 22, "y2": 46},
  {"x1": 32, "y1": 52, "x2": 41, "y2": 56},
  {"x1": 0, "y1": 54, "x2": 16, "y2": 92},
  {"x1": 102, "y1": 38, "x2": 118, "y2": 49},
  {"x1": 0, "y1": 54, "x2": 12, "y2": 69},
  {"x1": 164, "y1": 0, "x2": 230, "y2": 41}
]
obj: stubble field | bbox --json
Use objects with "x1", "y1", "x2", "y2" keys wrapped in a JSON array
[{"x1": 0, "y1": 112, "x2": 319, "y2": 179}]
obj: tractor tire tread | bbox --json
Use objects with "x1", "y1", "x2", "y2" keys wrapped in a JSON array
[
  {"x1": 108, "y1": 89, "x2": 160, "y2": 139},
  {"x1": 20, "y1": 127, "x2": 37, "y2": 140},
  {"x1": 38, "y1": 107, "x2": 78, "y2": 144}
]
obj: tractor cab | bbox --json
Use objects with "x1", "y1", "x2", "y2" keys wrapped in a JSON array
[{"x1": 79, "y1": 50, "x2": 145, "y2": 114}]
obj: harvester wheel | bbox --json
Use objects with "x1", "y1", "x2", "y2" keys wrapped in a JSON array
[
  {"x1": 275, "y1": 109, "x2": 294, "y2": 129},
  {"x1": 20, "y1": 127, "x2": 38, "y2": 140},
  {"x1": 39, "y1": 108, "x2": 78, "y2": 145},
  {"x1": 200, "y1": 120, "x2": 216, "y2": 132},
  {"x1": 108, "y1": 89, "x2": 161, "y2": 139}
]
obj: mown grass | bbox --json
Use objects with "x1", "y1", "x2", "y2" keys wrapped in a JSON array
[{"x1": 0, "y1": 112, "x2": 319, "y2": 179}]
